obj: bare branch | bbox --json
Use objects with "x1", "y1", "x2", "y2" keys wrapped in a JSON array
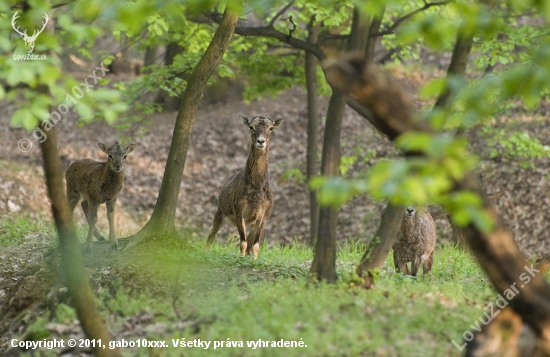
[
  {"x1": 370, "y1": 1, "x2": 451, "y2": 37},
  {"x1": 287, "y1": 15, "x2": 296, "y2": 39},
  {"x1": 268, "y1": 1, "x2": 295, "y2": 27}
]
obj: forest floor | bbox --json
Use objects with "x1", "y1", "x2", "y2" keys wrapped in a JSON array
[
  {"x1": 2, "y1": 63, "x2": 550, "y2": 355},
  {"x1": 4, "y1": 216, "x2": 548, "y2": 356}
]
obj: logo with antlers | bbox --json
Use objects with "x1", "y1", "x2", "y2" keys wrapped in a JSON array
[{"x1": 11, "y1": 11, "x2": 49, "y2": 54}]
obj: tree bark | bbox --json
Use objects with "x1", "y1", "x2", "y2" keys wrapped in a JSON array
[
  {"x1": 306, "y1": 19, "x2": 320, "y2": 247},
  {"x1": 324, "y1": 54, "x2": 550, "y2": 354},
  {"x1": 125, "y1": 6, "x2": 240, "y2": 250},
  {"x1": 40, "y1": 126, "x2": 119, "y2": 357},
  {"x1": 309, "y1": 8, "x2": 370, "y2": 283}
]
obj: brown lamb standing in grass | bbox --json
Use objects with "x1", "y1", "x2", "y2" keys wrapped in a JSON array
[
  {"x1": 206, "y1": 115, "x2": 283, "y2": 259},
  {"x1": 66, "y1": 142, "x2": 136, "y2": 252},
  {"x1": 393, "y1": 206, "x2": 437, "y2": 276}
]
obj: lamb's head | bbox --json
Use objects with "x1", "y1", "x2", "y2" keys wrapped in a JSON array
[
  {"x1": 405, "y1": 206, "x2": 416, "y2": 218},
  {"x1": 98, "y1": 142, "x2": 136, "y2": 173},
  {"x1": 241, "y1": 115, "x2": 283, "y2": 150}
]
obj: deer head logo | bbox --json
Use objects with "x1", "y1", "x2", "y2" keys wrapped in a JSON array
[{"x1": 11, "y1": 11, "x2": 49, "y2": 54}]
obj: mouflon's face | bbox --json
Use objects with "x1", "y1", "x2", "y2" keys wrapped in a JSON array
[
  {"x1": 241, "y1": 115, "x2": 283, "y2": 150},
  {"x1": 405, "y1": 206, "x2": 416, "y2": 217},
  {"x1": 98, "y1": 142, "x2": 136, "y2": 172}
]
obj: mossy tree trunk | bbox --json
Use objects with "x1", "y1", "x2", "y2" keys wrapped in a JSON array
[
  {"x1": 306, "y1": 19, "x2": 320, "y2": 247},
  {"x1": 309, "y1": 8, "x2": 370, "y2": 283},
  {"x1": 125, "y1": 6, "x2": 240, "y2": 249},
  {"x1": 40, "y1": 125, "x2": 119, "y2": 357},
  {"x1": 324, "y1": 55, "x2": 550, "y2": 354}
]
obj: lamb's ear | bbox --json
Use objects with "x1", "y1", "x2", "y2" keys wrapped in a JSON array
[
  {"x1": 125, "y1": 143, "x2": 136, "y2": 154},
  {"x1": 98, "y1": 143, "x2": 108, "y2": 153},
  {"x1": 240, "y1": 115, "x2": 251, "y2": 126},
  {"x1": 273, "y1": 117, "x2": 284, "y2": 128}
]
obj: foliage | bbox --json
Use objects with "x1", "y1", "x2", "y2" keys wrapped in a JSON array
[{"x1": 482, "y1": 127, "x2": 550, "y2": 168}]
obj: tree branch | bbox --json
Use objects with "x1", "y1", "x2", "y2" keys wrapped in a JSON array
[
  {"x1": 268, "y1": 1, "x2": 295, "y2": 27},
  {"x1": 370, "y1": 1, "x2": 451, "y2": 37},
  {"x1": 209, "y1": 12, "x2": 327, "y2": 61}
]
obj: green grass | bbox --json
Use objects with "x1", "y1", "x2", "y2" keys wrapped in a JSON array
[
  {"x1": 0, "y1": 214, "x2": 56, "y2": 246},
  {"x1": 15, "y1": 225, "x2": 550, "y2": 357}
]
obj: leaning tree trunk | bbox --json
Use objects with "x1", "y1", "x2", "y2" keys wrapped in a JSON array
[
  {"x1": 306, "y1": 19, "x2": 320, "y2": 247},
  {"x1": 356, "y1": 24, "x2": 475, "y2": 283},
  {"x1": 310, "y1": 8, "x2": 370, "y2": 283},
  {"x1": 324, "y1": 54, "x2": 550, "y2": 355},
  {"x1": 125, "y1": 6, "x2": 240, "y2": 250},
  {"x1": 40, "y1": 125, "x2": 119, "y2": 357}
]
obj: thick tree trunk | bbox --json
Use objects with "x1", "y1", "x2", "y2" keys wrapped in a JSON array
[
  {"x1": 126, "y1": 6, "x2": 240, "y2": 250},
  {"x1": 310, "y1": 8, "x2": 370, "y2": 283},
  {"x1": 324, "y1": 54, "x2": 550, "y2": 355},
  {"x1": 306, "y1": 20, "x2": 320, "y2": 247},
  {"x1": 40, "y1": 126, "x2": 118, "y2": 357}
]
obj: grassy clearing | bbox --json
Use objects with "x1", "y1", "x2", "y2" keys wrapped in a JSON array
[
  {"x1": 0, "y1": 214, "x2": 56, "y2": 246},
  {"x1": 14, "y1": 223, "x2": 538, "y2": 357}
]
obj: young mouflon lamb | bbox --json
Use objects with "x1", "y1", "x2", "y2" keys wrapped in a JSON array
[
  {"x1": 206, "y1": 115, "x2": 283, "y2": 259},
  {"x1": 393, "y1": 206, "x2": 437, "y2": 276},
  {"x1": 66, "y1": 142, "x2": 136, "y2": 252}
]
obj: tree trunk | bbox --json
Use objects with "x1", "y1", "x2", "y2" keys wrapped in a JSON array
[
  {"x1": 144, "y1": 46, "x2": 159, "y2": 67},
  {"x1": 157, "y1": 42, "x2": 185, "y2": 111},
  {"x1": 40, "y1": 125, "x2": 119, "y2": 357},
  {"x1": 355, "y1": 25, "x2": 475, "y2": 284},
  {"x1": 433, "y1": 30, "x2": 474, "y2": 109},
  {"x1": 125, "y1": 6, "x2": 240, "y2": 250},
  {"x1": 432, "y1": 27, "x2": 475, "y2": 246},
  {"x1": 324, "y1": 54, "x2": 550, "y2": 355},
  {"x1": 356, "y1": 204, "x2": 403, "y2": 283},
  {"x1": 365, "y1": 7, "x2": 385, "y2": 62},
  {"x1": 310, "y1": 8, "x2": 370, "y2": 283},
  {"x1": 306, "y1": 19, "x2": 320, "y2": 247}
]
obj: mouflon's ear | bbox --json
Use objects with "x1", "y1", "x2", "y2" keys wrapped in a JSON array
[
  {"x1": 125, "y1": 143, "x2": 136, "y2": 154},
  {"x1": 98, "y1": 142, "x2": 108, "y2": 153},
  {"x1": 240, "y1": 115, "x2": 251, "y2": 126},
  {"x1": 273, "y1": 117, "x2": 284, "y2": 128}
]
